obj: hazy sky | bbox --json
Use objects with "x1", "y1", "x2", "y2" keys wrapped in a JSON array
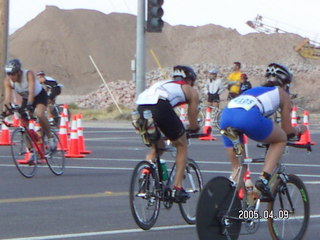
[{"x1": 9, "y1": 0, "x2": 320, "y2": 41}]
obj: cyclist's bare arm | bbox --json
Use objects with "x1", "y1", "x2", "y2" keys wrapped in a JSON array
[
  {"x1": 182, "y1": 84, "x2": 199, "y2": 130},
  {"x1": 27, "y1": 71, "x2": 36, "y2": 104},
  {"x1": 279, "y1": 87, "x2": 306, "y2": 135}
]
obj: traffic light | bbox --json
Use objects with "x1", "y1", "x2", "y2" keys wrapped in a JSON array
[{"x1": 147, "y1": 0, "x2": 164, "y2": 32}]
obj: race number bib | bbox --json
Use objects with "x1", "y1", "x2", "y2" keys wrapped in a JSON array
[{"x1": 228, "y1": 95, "x2": 258, "y2": 111}]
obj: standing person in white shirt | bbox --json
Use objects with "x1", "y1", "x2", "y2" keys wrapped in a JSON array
[{"x1": 205, "y1": 68, "x2": 225, "y2": 108}]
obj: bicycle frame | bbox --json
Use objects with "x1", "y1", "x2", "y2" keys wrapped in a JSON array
[
  {"x1": 20, "y1": 122, "x2": 46, "y2": 160},
  {"x1": 2, "y1": 107, "x2": 46, "y2": 160},
  {"x1": 221, "y1": 127, "x2": 311, "y2": 236}
]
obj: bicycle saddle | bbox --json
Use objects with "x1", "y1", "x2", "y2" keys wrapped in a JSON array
[{"x1": 220, "y1": 127, "x2": 244, "y2": 155}]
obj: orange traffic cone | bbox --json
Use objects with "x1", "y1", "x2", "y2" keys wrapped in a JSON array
[
  {"x1": 29, "y1": 119, "x2": 35, "y2": 131},
  {"x1": 57, "y1": 113, "x2": 68, "y2": 151},
  {"x1": 34, "y1": 121, "x2": 41, "y2": 132},
  {"x1": 62, "y1": 104, "x2": 70, "y2": 135},
  {"x1": 295, "y1": 110, "x2": 316, "y2": 145},
  {"x1": 291, "y1": 106, "x2": 298, "y2": 127},
  {"x1": 199, "y1": 107, "x2": 216, "y2": 141},
  {"x1": 0, "y1": 118, "x2": 11, "y2": 146},
  {"x1": 77, "y1": 113, "x2": 92, "y2": 154},
  {"x1": 12, "y1": 113, "x2": 20, "y2": 127},
  {"x1": 65, "y1": 115, "x2": 85, "y2": 158}
]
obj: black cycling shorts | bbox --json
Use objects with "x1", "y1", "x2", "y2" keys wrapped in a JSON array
[
  {"x1": 207, "y1": 93, "x2": 220, "y2": 103},
  {"x1": 138, "y1": 99, "x2": 185, "y2": 141},
  {"x1": 48, "y1": 86, "x2": 61, "y2": 101},
  {"x1": 22, "y1": 88, "x2": 48, "y2": 108}
]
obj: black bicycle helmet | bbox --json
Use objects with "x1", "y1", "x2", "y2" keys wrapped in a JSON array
[
  {"x1": 5, "y1": 59, "x2": 22, "y2": 75},
  {"x1": 265, "y1": 63, "x2": 292, "y2": 85},
  {"x1": 173, "y1": 65, "x2": 197, "y2": 83}
]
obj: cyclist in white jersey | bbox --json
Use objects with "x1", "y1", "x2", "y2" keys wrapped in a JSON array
[
  {"x1": 136, "y1": 65, "x2": 200, "y2": 203},
  {"x1": 220, "y1": 63, "x2": 307, "y2": 201},
  {"x1": 2, "y1": 59, "x2": 56, "y2": 151}
]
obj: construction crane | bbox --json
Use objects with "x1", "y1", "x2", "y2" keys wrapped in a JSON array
[{"x1": 246, "y1": 15, "x2": 320, "y2": 60}]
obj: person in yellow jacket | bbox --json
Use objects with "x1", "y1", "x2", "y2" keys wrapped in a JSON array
[{"x1": 227, "y1": 62, "x2": 243, "y2": 99}]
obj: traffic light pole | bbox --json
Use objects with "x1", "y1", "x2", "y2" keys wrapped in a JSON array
[
  {"x1": 135, "y1": 0, "x2": 146, "y2": 96},
  {"x1": 0, "y1": 0, "x2": 9, "y2": 103}
]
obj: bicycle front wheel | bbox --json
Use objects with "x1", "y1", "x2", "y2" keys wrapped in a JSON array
[
  {"x1": 179, "y1": 158, "x2": 203, "y2": 224},
  {"x1": 196, "y1": 176, "x2": 241, "y2": 240},
  {"x1": 11, "y1": 128, "x2": 37, "y2": 178},
  {"x1": 211, "y1": 107, "x2": 222, "y2": 130},
  {"x1": 44, "y1": 130, "x2": 65, "y2": 176},
  {"x1": 268, "y1": 174, "x2": 310, "y2": 240},
  {"x1": 129, "y1": 161, "x2": 160, "y2": 230}
]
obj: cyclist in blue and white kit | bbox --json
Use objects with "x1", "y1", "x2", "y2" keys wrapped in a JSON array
[
  {"x1": 136, "y1": 65, "x2": 200, "y2": 203},
  {"x1": 220, "y1": 63, "x2": 307, "y2": 201}
]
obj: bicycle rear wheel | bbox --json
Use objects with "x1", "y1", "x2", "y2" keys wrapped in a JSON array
[
  {"x1": 11, "y1": 128, "x2": 37, "y2": 178},
  {"x1": 268, "y1": 174, "x2": 310, "y2": 240},
  {"x1": 196, "y1": 176, "x2": 241, "y2": 240},
  {"x1": 179, "y1": 158, "x2": 203, "y2": 224},
  {"x1": 43, "y1": 130, "x2": 65, "y2": 175},
  {"x1": 129, "y1": 161, "x2": 160, "y2": 230},
  {"x1": 50, "y1": 105, "x2": 61, "y2": 127}
]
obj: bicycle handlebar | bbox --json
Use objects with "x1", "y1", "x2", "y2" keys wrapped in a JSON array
[
  {"x1": 257, "y1": 140, "x2": 313, "y2": 152},
  {"x1": 186, "y1": 131, "x2": 209, "y2": 139},
  {"x1": 1, "y1": 104, "x2": 35, "y2": 123}
]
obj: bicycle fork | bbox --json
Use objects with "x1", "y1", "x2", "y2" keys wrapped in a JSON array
[{"x1": 276, "y1": 174, "x2": 295, "y2": 214}]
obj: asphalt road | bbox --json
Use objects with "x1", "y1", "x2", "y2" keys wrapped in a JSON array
[{"x1": 0, "y1": 124, "x2": 320, "y2": 240}]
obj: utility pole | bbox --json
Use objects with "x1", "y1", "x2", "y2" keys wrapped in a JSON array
[
  {"x1": 0, "y1": 0, "x2": 9, "y2": 103},
  {"x1": 135, "y1": 0, "x2": 146, "y2": 97}
]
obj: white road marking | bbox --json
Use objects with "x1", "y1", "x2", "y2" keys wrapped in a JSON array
[{"x1": 3, "y1": 215, "x2": 320, "y2": 240}]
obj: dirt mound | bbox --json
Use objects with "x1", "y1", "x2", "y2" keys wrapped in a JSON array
[
  {"x1": 8, "y1": 6, "x2": 320, "y2": 111},
  {"x1": 77, "y1": 63, "x2": 320, "y2": 112}
]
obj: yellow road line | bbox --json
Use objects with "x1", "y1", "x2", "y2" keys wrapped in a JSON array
[{"x1": 0, "y1": 191, "x2": 128, "y2": 203}]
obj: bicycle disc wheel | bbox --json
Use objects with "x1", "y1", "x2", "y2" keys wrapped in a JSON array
[
  {"x1": 196, "y1": 176, "x2": 241, "y2": 240},
  {"x1": 179, "y1": 158, "x2": 203, "y2": 224},
  {"x1": 129, "y1": 161, "x2": 160, "y2": 230},
  {"x1": 268, "y1": 174, "x2": 310, "y2": 240},
  {"x1": 11, "y1": 128, "x2": 37, "y2": 178},
  {"x1": 44, "y1": 130, "x2": 65, "y2": 175}
]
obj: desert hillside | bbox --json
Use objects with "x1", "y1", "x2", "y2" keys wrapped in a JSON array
[{"x1": 8, "y1": 6, "x2": 320, "y2": 111}]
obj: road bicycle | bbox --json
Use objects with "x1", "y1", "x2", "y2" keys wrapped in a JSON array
[
  {"x1": 1, "y1": 105, "x2": 66, "y2": 178},
  {"x1": 196, "y1": 127, "x2": 310, "y2": 240},
  {"x1": 129, "y1": 110, "x2": 205, "y2": 230}
]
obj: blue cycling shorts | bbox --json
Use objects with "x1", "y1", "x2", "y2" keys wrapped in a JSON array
[{"x1": 220, "y1": 107, "x2": 273, "y2": 147}]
